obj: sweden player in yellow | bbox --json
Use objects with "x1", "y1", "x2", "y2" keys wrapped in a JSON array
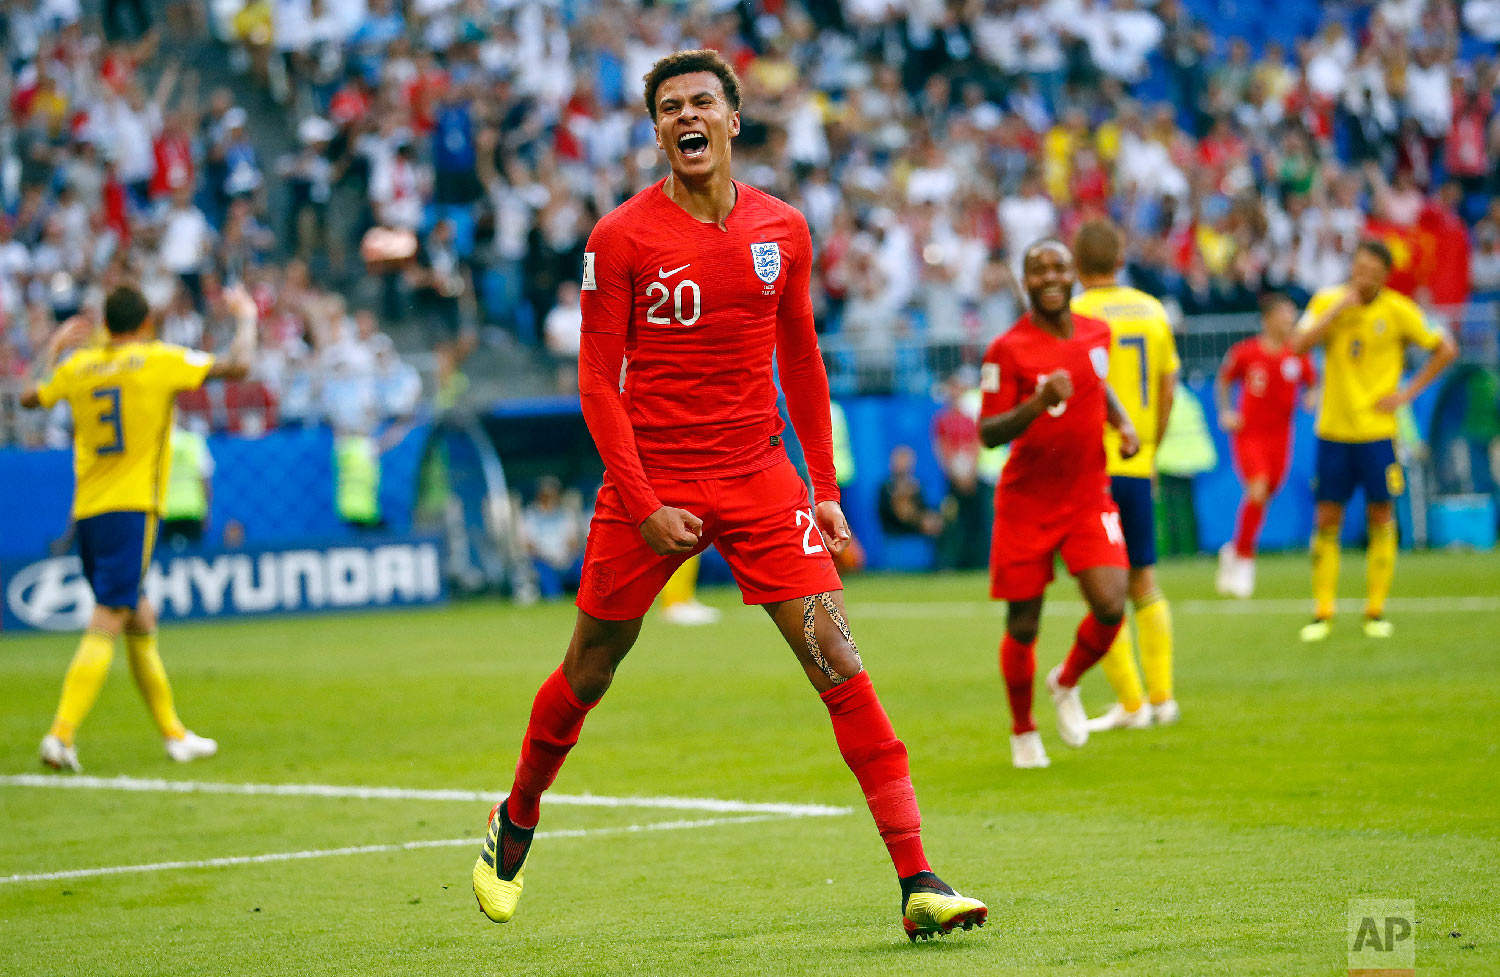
[
  {"x1": 1070, "y1": 220, "x2": 1180, "y2": 730},
  {"x1": 1291, "y1": 241, "x2": 1456, "y2": 641},
  {"x1": 21, "y1": 284, "x2": 259, "y2": 771}
]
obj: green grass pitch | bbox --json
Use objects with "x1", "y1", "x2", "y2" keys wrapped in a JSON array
[{"x1": 2, "y1": 551, "x2": 1497, "y2": 976}]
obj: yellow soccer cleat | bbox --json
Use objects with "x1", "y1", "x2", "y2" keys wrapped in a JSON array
[
  {"x1": 1299, "y1": 619, "x2": 1332, "y2": 643},
  {"x1": 1363, "y1": 616, "x2": 1394, "y2": 639},
  {"x1": 901, "y1": 873, "x2": 988, "y2": 942},
  {"x1": 473, "y1": 801, "x2": 533, "y2": 923}
]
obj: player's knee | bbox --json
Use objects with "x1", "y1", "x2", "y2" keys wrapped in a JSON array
[
  {"x1": 1090, "y1": 591, "x2": 1126, "y2": 626},
  {"x1": 820, "y1": 636, "x2": 864, "y2": 683},
  {"x1": 1094, "y1": 603, "x2": 1125, "y2": 628},
  {"x1": 1368, "y1": 502, "x2": 1395, "y2": 525},
  {"x1": 1006, "y1": 618, "x2": 1039, "y2": 645},
  {"x1": 565, "y1": 639, "x2": 624, "y2": 701},
  {"x1": 1247, "y1": 481, "x2": 1270, "y2": 502}
]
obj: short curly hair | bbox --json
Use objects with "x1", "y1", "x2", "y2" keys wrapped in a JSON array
[{"x1": 642, "y1": 49, "x2": 742, "y2": 122}]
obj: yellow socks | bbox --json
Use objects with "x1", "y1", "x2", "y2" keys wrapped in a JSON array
[
  {"x1": 1311, "y1": 527, "x2": 1341, "y2": 620},
  {"x1": 1098, "y1": 623, "x2": 1145, "y2": 713},
  {"x1": 49, "y1": 628, "x2": 115, "y2": 746},
  {"x1": 1135, "y1": 591, "x2": 1173, "y2": 705},
  {"x1": 126, "y1": 631, "x2": 186, "y2": 741},
  {"x1": 1366, "y1": 521, "x2": 1397, "y2": 619},
  {"x1": 660, "y1": 555, "x2": 700, "y2": 608}
]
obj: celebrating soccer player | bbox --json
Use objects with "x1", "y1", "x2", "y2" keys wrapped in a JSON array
[
  {"x1": 1215, "y1": 293, "x2": 1318, "y2": 598},
  {"x1": 1291, "y1": 241, "x2": 1457, "y2": 640},
  {"x1": 978, "y1": 239, "x2": 1140, "y2": 769},
  {"x1": 471, "y1": 50, "x2": 986, "y2": 941},
  {"x1": 21, "y1": 284, "x2": 259, "y2": 771},
  {"x1": 1070, "y1": 220, "x2": 1182, "y2": 732}
]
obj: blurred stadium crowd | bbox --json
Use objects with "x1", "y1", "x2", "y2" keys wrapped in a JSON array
[{"x1": 2, "y1": 0, "x2": 1499, "y2": 431}]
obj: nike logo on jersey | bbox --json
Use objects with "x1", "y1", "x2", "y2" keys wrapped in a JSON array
[{"x1": 659, "y1": 263, "x2": 690, "y2": 279}]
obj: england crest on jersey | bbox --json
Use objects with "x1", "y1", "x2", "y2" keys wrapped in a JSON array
[
  {"x1": 1090, "y1": 346, "x2": 1110, "y2": 378},
  {"x1": 751, "y1": 242, "x2": 781, "y2": 284}
]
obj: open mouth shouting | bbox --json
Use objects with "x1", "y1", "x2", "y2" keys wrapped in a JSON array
[{"x1": 676, "y1": 131, "x2": 709, "y2": 160}]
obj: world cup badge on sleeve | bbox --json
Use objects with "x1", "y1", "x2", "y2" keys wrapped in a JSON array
[
  {"x1": 1089, "y1": 346, "x2": 1110, "y2": 379},
  {"x1": 750, "y1": 242, "x2": 781, "y2": 284}
]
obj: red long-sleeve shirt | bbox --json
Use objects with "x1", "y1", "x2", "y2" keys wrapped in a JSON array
[{"x1": 578, "y1": 179, "x2": 838, "y2": 524}]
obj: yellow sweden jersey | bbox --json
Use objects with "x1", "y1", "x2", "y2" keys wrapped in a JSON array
[
  {"x1": 1298, "y1": 287, "x2": 1443, "y2": 443},
  {"x1": 1072, "y1": 285, "x2": 1180, "y2": 477},
  {"x1": 35, "y1": 341, "x2": 214, "y2": 519}
]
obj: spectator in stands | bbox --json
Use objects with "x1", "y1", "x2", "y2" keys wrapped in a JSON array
[
  {"x1": 1473, "y1": 222, "x2": 1500, "y2": 297},
  {"x1": 410, "y1": 216, "x2": 473, "y2": 402},
  {"x1": 931, "y1": 373, "x2": 988, "y2": 570},
  {"x1": 999, "y1": 169, "x2": 1057, "y2": 278},
  {"x1": 878, "y1": 444, "x2": 944, "y2": 540},
  {"x1": 543, "y1": 280, "x2": 582, "y2": 394},
  {"x1": 522, "y1": 476, "x2": 584, "y2": 601},
  {"x1": 159, "y1": 186, "x2": 214, "y2": 308},
  {"x1": 372, "y1": 331, "x2": 422, "y2": 420}
]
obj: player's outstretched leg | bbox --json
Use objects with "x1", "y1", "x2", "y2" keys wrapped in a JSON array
[
  {"x1": 1048, "y1": 567, "x2": 1126, "y2": 748},
  {"x1": 767, "y1": 593, "x2": 986, "y2": 940},
  {"x1": 124, "y1": 603, "x2": 216, "y2": 762},
  {"x1": 1000, "y1": 600, "x2": 1049, "y2": 766},
  {"x1": 474, "y1": 612, "x2": 637, "y2": 923},
  {"x1": 41, "y1": 604, "x2": 130, "y2": 772}
]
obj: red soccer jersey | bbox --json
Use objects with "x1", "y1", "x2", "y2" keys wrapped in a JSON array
[
  {"x1": 979, "y1": 312, "x2": 1114, "y2": 524},
  {"x1": 1221, "y1": 338, "x2": 1316, "y2": 440},
  {"x1": 579, "y1": 179, "x2": 836, "y2": 523}
]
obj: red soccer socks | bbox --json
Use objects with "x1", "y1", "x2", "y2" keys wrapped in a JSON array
[
  {"x1": 999, "y1": 634, "x2": 1038, "y2": 735},
  {"x1": 1234, "y1": 498, "x2": 1266, "y2": 559},
  {"x1": 1056, "y1": 613, "x2": 1122, "y2": 688},
  {"x1": 506, "y1": 666, "x2": 596, "y2": 829},
  {"x1": 820, "y1": 671, "x2": 930, "y2": 878}
]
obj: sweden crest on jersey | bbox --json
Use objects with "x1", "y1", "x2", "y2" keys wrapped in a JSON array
[{"x1": 751, "y1": 242, "x2": 781, "y2": 284}]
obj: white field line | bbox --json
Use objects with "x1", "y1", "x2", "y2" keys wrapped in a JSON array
[
  {"x1": 0, "y1": 774, "x2": 850, "y2": 818},
  {"x1": 827, "y1": 595, "x2": 1500, "y2": 620},
  {"x1": 0, "y1": 814, "x2": 787, "y2": 886}
]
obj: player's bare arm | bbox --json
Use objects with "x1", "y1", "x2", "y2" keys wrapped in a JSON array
[
  {"x1": 1105, "y1": 385, "x2": 1140, "y2": 459},
  {"x1": 979, "y1": 370, "x2": 1069, "y2": 448},
  {"x1": 19, "y1": 315, "x2": 94, "y2": 408},
  {"x1": 1155, "y1": 369, "x2": 1177, "y2": 444},
  {"x1": 1215, "y1": 365, "x2": 1242, "y2": 432},
  {"x1": 207, "y1": 284, "x2": 260, "y2": 381},
  {"x1": 1374, "y1": 327, "x2": 1458, "y2": 413}
]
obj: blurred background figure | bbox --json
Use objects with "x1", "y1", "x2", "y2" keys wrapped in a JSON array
[
  {"x1": 521, "y1": 476, "x2": 584, "y2": 601},
  {"x1": 878, "y1": 445, "x2": 944, "y2": 541},
  {"x1": 658, "y1": 557, "x2": 721, "y2": 626},
  {"x1": 160, "y1": 420, "x2": 214, "y2": 550}
]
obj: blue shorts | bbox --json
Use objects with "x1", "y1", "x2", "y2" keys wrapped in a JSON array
[
  {"x1": 1314, "y1": 438, "x2": 1404, "y2": 505},
  {"x1": 76, "y1": 511, "x2": 156, "y2": 609},
  {"x1": 1109, "y1": 475, "x2": 1157, "y2": 568}
]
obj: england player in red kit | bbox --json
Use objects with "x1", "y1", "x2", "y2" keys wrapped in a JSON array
[
  {"x1": 1214, "y1": 293, "x2": 1317, "y2": 597},
  {"x1": 979, "y1": 241, "x2": 1140, "y2": 769},
  {"x1": 472, "y1": 50, "x2": 986, "y2": 941}
]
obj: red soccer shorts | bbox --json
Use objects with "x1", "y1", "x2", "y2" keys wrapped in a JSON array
[
  {"x1": 1233, "y1": 432, "x2": 1291, "y2": 491},
  {"x1": 988, "y1": 496, "x2": 1128, "y2": 602},
  {"x1": 577, "y1": 458, "x2": 843, "y2": 621}
]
